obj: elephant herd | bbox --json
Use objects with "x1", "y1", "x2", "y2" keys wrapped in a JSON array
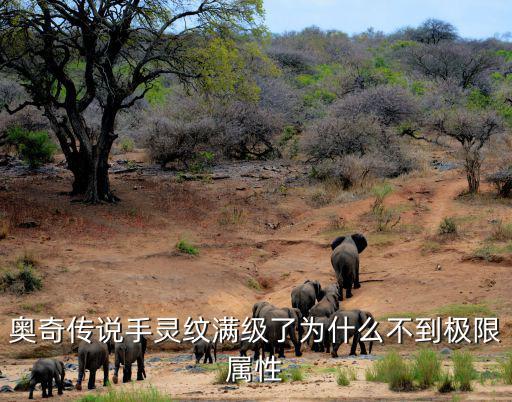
[
  {"x1": 27, "y1": 334, "x2": 146, "y2": 399},
  {"x1": 240, "y1": 233, "x2": 376, "y2": 360},
  {"x1": 25, "y1": 233, "x2": 371, "y2": 398}
]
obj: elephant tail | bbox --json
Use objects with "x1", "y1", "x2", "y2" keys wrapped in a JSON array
[{"x1": 213, "y1": 338, "x2": 218, "y2": 362}]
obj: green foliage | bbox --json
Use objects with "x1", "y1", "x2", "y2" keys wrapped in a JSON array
[
  {"x1": 144, "y1": 78, "x2": 172, "y2": 106},
  {"x1": 119, "y1": 137, "x2": 135, "y2": 153},
  {"x1": 412, "y1": 349, "x2": 441, "y2": 389},
  {"x1": 247, "y1": 277, "x2": 261, "y2": 291},
  {"x1": 7, "y1": 127, "x2": 57, "y2": 168},
  {"x1": 438, "y1": 217, "x2": 457, "y2": 235},
  {"x1": 289, "y1": 366, "x2": 305, "y2": 382},
  {"x1": 467, "y1": 89, "x2": 492, "y2": 110},
  {"x1": 452, "y1": 350, "x2": 476, "y2": 391},
  {"x1": 77, "y1": 386, "x2": 172, "y2": 402},
  {"x1": 175, "y1": 239, "x2": 199, "y2": 256},
  {"x1": 371, "y1": 183, "x2": 399, "y2": 231},
  {"x1": 304, "y1": 88, "x2": 336, "y2": 106},
  {"x1": 411, "y1": 81, "x2": 426, "y2": 95},
  {"x1": 1, "y1": 257, "x2": 42, "y2": 295},
  {"x1": 366, "y1": 352, "x2": 414, "y2": 391},
  {"x1": 213, "y1": 364, "x2": 234, "y2": 384},
  {"x1": 188, "y1": 151, "x2": 216, "y2": 174},
  {"x1": 490, "y1": 220, "x2": 512, "y2": 241},
  {"x1": 437, "y1": 370, "x2": 455, "y2": 393},
  {"x1": 500, "y1": 352, "x2": 512, "y2": 384},
  {"x1": 336, "y1": 367, "x2": 357, "y2": 386}
]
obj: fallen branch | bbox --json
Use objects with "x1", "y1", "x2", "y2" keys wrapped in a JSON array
[{"x1": 359, "y1": 279, "x2": 385, "y2": 283}]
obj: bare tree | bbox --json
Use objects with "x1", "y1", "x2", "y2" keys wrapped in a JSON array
[
  {"x1": 412, "y1": 19, "x2": 458, "y2": 44},
  {"x1": 407, "y1": 42, "x2": 499, "y2": 89},
  {"x1": 0, "y1": 0, "x2": 263, "y2": 202}
]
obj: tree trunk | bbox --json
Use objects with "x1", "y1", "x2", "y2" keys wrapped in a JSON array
[
  {"x1": 83, "y1": 142, "x2": 117, "y2": 204},
  {"x1": 465, "y1": 154, "x2": 481, "y2": 194}
]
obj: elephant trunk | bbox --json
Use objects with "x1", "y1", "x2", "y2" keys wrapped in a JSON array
[{"x1": 369, "y1": 340, "x2": 373, "y2": 354}]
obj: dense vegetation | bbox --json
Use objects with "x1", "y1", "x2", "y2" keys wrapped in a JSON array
[{"x1": 2, "y1": 14, "x2": 512, "y2": 198}]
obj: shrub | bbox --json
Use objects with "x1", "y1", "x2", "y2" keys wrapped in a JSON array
[
  {"x1": 487, "y1": 168, "x2": 512, "y2": 197},
  {"x1": 437, "y1": 370, "x2": 455, "y2": 393},
  {"x1": 213, "y1": 364, "x2": 234, "y2": 384},
  {"x1": 490, "y1": 220, "x2": 512, "y2": 241},
  {"x1": 336, "y1": 367, "x2": 357, "y2": 386},
  {"x1": 0, "y1": 258, "x2": 42, "y2": 295},
  {"x1": 289, "y1": 366, "x2": 304, "y2": 382},
  {"x1": 7, "y1": 127, "x2": 57, "y2": 168},
  {"x1": 413, "y1": 349, "x2": 441, "y2": 389},
  {"x1": 371, "y1": 183, "x2": 400, "y2": 231},
  {"x1": 499, "y1": 352, "x2": 512, "y2": 385},
  {"x1": 366, "y1": 351, "x2": 414, "y2": 391},
  {"x1": 119, "y1": 137, "x2": 135, "y2": 153},
  {"x1": 452, "y1": 350, "x2": 476, "y2": 391},
  {"x1": 247, "y1": 277, "x2": 261, "y2": 291},
  {"x1": 175, "y1": 239, "x2": 199, "y2": 256},
  {"x1": 438, "y1": 217, "x2": 457, "y2": 235},
  {"x1": 77, "y1": 386, "x2": 172, "y2": 402}
]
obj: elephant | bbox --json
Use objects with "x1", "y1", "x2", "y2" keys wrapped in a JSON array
[
  {"x1": 328, "y1": 309, "x2": 376, "y2": 358},
  {"x1": 76, "y1": 340, "x2": 112, "y2": 391},
  {"x1": 112, "y1": 334, "x2": 147, "y2": 384},
  {"x1": 291, "y1": 280, "x2": 324, "y2": 318},
  {"x1": 239, "y1": 339, "x2": 264, "y2": 359},
  {"x1": 28, "y1": 358, "x2": 65, "y2": 399},
  {"x1": 252, "y1": 301, "x2": 275, "y2": 319},
  {"x1": 261, "y1": 306, "x2": 303, "y2": 358},
  {"x1": 308, "y1": 316, "x2": 331, "y2": 353},
  {"x1": 331, "y1": 233, "x2": 368, "y2": 299},
  {"x1": 193, "y1": 339, "x2": 217, "y2": 364},
  {"x1": 308, "y1": 283, "x2": 341, "y2": 319}
]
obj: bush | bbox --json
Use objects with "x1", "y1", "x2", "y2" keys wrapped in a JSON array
[
  {"x1": 437, "y1": 370, "x2": 455, "y2": 393},
  {"x1": 487, "y1": 168, "x2": 512, "y2": 197},
  {"x1": 289, "y1": 366, "x2": 304, "y2": 382},
  {"x1": 438, "y1": 217, "x2": 457, "y2": 235},
  {"x1": 490, "y1": 220, "x2": 512, "y2": 241},
  {"x1": 452, "y1": 350, "x2": 476, "y2": 391},
  {"x1": 366, "y1": 351, "x2": 414, "y2": 391},
  {"x1": 77, "y1": 386, "x2": 172, "y2": 402},
  {"x1": 500, "y1": 352, "x2": 512, "y2": 385},
  {"x1": 213, "y1": 364, "x2": 235, "y2": 384},
  {"x1": 6, "y1": 127, "x2": 57, "y2": 168},
  {"x1": 336, "y1": 367, "x2": 357, "y2": 386},
  {"x1": 0, "y1": 258, "x2": 42, "y2": 295},
  {"x1": 175, "y1": 239, "x2": 199, "y2": 256},
  {"x1": 412, "y1": 349, "x2": 441, "y2": 389},
  {"x1": 119, "y1": 137, "x2": 135, "y2": 153}
]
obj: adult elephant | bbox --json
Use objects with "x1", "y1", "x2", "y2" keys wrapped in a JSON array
[
  {"x1": 291, "y1": 280, "x2": 324, "y2": 318},
  {"x1": 112, "y1": 335, "x2": 147, "y2": 384},
  {"x1": 308, "y1": 283, "x2": 340, "y2": 319},
  {"x1": 252, "y1": 301, "x2": 275, "y2": 319},
  {"x1": 331, "y1": 234, "x2": 367, "y2": 300},
  {"x1": 262, "y1": 307, "x2": 303, "y2": 358},
  {"x1": 76, "y1": 340, "x2": 112, "y2": 391},
  {"x1": 329, "y1": 310, "x2": 376, "y2": 358}
]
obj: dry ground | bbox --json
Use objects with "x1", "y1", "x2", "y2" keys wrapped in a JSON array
[{"x1": 1, "y1": 150, "x2": 512, "y2": 400}]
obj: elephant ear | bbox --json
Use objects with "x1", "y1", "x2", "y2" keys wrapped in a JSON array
[
  {"x1": 331, "y1": 236, "x2": 346, "y2": 250},
  {"x1": 351, "y1": 233, "x2": 368, "y2": 253}
]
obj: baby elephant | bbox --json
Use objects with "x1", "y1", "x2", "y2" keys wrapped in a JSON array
[
  {"x1": 193, "y1": 339, "x2": 217, "y2": 364},
  {"x1": 112, "y1": 335, "x2": 147, "y2": 384},
  {"x1": 28, "y1": 358, "x2": 65, "y2": 399}
]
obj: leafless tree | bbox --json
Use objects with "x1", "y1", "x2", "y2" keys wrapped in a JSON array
[{"x1": 0, "y1": 0, "x2": 263, "y2": 202}]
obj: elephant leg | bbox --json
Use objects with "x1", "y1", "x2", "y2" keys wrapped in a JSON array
[
  {"x1": 123, "y1": 363, "x2": 132, "y2": 383},
  {"x1": 103, "y1": 360, "x2": 109, "y2": 386},
  {"x1": 137, "y1": 356, "x2": 145, "y2": 381},
  {"x1": 354, "y1": 262, "x2": 361, "y2": 289},
  {"x1": 88, "y1": 369, "x2": 97, "y2": 390},
  {"x1": 331, "y1": 342, "x2": 341, "y2": 358},
  {"x1": 41, "y1": 381, "x2": 48, "y2": 398},
  {"x1": 76, "y1": 357, "x2": 85, "y2": 390},
  {"x1": 278, "y1": 344, "x2": 285, "y2": 358},
  {"x1": 359, "y1": 340, "x2": 368, "y2": 355},
  {"x1": 47, "y1": 378, "x2": 53, "y2": 397},
  {"x1": 28, "y1": 378, "x2": 36, "y2": 400},
  {"x1": 112, "y1": 355, "x2": 120, "y2": 384},
  {"x1": 54, "y1": 372, "x2": 63, "y2": 395},
  {"x1": 349, "y1": 334, "x2": 359, "y2": 356},
  {"x1": 345, "y1": 278, "x2": 353, "y2": 299}
]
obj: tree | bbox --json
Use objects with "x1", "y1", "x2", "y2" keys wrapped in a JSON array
[
  {"x1": 406, "y1": 109, "x2": 503, "y2": 194},
  {"x1": 0, "y1": 0, "x2": 264, "y2": 202},
  {"x1": 407, "y1": 42, "x2": 498, "y2": 89},
  {"x1": 411, "y1": 19, "x2": 457, "y2": 44}
]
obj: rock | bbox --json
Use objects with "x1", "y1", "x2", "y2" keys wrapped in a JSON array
[
  {"x1": 436, "y1": 264, "x2": 442, "y2": 271},
  {"x1": 62, "y1": 379, "x2": 74, "y2": 390},
  {"x1": 14, "y1": 377, "x2": 30, "y2": 391},
  {"x1": 18, "y1": 221, "x2": 39, "y2": 229},
  {"x1": 440, "y1": 347, "x2": 452, "y2": 355},
  {"x1": 220, "y1": 385, "x2": 238, "y2": 391},
  {"x1": 147, "y1": 356, "x2": 162, "y2": 363},
  {"x1": 0, "y1": 385, "x2": 14, "y2": 393},
  {"x1": 64, "y1": 363, "x2": 78, "y2": 371}
]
